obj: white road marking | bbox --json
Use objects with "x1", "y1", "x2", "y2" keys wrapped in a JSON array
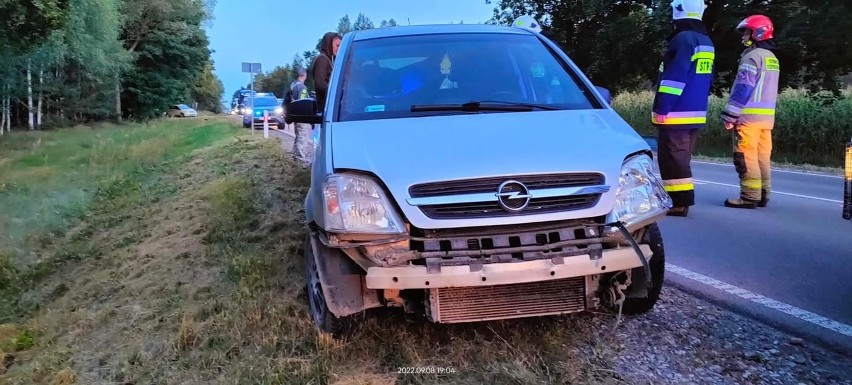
[
  {"x1": 692, "y1": 179, "x2": 843, "y2": 204},
  {"x1": 692, "y1": 160, "x2": 844, "y2": 179},
  {"x1": 653, "y1": 173, "x2": 841, "y2": 203},
  {"x1": 666, "y1": 264, "x2": 852, "y2": 338}
]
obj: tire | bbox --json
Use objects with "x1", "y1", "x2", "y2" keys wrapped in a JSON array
[
  {"x1": 620, "y1": 223, "x2": 665, "y2": 315},
  {"x1": 304, "y1": 234, "x2": 349, "y2": 335}
]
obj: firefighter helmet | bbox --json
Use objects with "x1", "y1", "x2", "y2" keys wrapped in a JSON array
[
  {"x1": 737, "y1": 14, "x2": 774, "y2": 42},
  {"x1": 671, "y1": 0, "x2": 706, "y2": 21},
  {"x1": 512, "y1": 15, "x2": 542, "y2": 33}
]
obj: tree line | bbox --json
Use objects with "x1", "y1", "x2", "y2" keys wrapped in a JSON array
[
  {"x1": 0, "y1": 0, "x2": 225, "y2": 134},
  {"x1": 488, "y1": 0, "x2": 852, "y2": 96}
]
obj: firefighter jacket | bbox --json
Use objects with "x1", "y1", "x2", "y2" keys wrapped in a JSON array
[
  {"x1": 721, "y1": 46, "x2": 780, "y2": 128},
  {"x1": 652, "y1": 21, "x2": 715, "y2": 130}
]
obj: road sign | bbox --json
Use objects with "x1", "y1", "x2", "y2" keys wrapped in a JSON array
[
  {"x1": 241, "y1": 62, "x2": 262, "y2": 73},
  {"x1": 241, "y1": 62, "x2": 262, "y2": 137}
]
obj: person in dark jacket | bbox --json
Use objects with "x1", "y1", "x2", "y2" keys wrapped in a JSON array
[
  {"x1": 651, "y1": 0, "x2": 715, "y2": 217},
  {"x1": 311, "y1": 32, "x2": 342, "y2": 113}
]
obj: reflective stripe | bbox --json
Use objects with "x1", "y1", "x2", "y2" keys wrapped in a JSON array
[
  {"x1": 754, "y1": 73, "x2": 765, "y2": 102},
  {"x1": 663, "y1": 177, "x2": 695, "y2": 192},
  {"x1": 658, "y1": 86, "x2": 683, "y2": 96},
  {"x1": 664, "y1": 183, "x2": 695, "y2": 192},
  {"x1": 741, "y1": 179, "x2": 762, "y2": 189},
  {"x1": 652, "y1": 111, "x2": 707, "y2": 125},
  {"x1": 694, "y1": 45, "x2": 715, "y2": 56},
  {"x1": 741, "y1": 108, "x2": 775, "y2": 115},
  {"x1": 739, "y1": 64, "x2": 758, "y2": 74},
  {"x1": 691, "y1": 52, "x2": 715, "y2": 61},
  {"x1": 664, "y1": 111, "x2": 707, "y2": 118},
  {"x1": 653, "y1": 117, "x2": 706, "y2": 125},
  {"x1": 661, "y1": 80, "x2": 686, "y2": 90}
]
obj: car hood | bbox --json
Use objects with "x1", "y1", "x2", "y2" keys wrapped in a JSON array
[{"x1": 329, "y1": 109, "x2": 651, "y2": 229}]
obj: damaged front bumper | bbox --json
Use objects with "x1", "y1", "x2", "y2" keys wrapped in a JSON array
[
  {"x1": 364, "y1": 244, "x2": 651, "y2": 289},
  {"x1": 316, "y1": 218, "x2": 654, "y2": 289}
]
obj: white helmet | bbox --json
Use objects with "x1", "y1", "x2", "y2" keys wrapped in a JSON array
[
  {"x1": 512, "y1": 15, "x2": 542, "y2": 33},
  {"x1": 671, "y1": 0, "x2": 706, "y2": 21}
]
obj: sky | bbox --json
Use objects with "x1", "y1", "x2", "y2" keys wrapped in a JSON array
[{"x1": 205, "y1": 0, "x2": 500, "y2": 103}]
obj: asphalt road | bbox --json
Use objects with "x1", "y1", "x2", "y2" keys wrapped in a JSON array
[{"x1": 658, "y1": 160, "x2": 852, "y2": 353}]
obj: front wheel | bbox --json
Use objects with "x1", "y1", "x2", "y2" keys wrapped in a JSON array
[
  {"x1": 304, "y1": 234, "x2": 349, "y2": 335},
  {"x1": 619, "y1": 223, "x2": 665, "y2": 315}
]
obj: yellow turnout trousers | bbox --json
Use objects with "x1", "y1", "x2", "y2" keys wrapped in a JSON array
[{"x1": 732, "y1": 122, "x2": 773, "y2": 202}]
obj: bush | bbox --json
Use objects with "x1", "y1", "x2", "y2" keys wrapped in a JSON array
[{"x1": 611, "y1": 89, "x2": 852, "y2": 167}]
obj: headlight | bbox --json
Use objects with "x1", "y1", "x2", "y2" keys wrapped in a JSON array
[
  {"x1": 244, "y1": 108, "x2": 252, "y2": 114},
  {"x1": 605, "y1": 154, "x2": 672, "y2": 231},
  {"x1": 274, "y1": 107, "x2": 283, "y2": 114},
  {"x1": 323, "y1": 174, "x2": 406, "y2": 234}
]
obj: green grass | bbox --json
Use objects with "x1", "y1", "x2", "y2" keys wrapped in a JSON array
[
  {"x1": 612, "y1": 88, "x2": 852, "y2": 168},
  {"x1": 0, "y1": 124, "x2": 633, "y2": 385},
  {"x1": 0, "y1": 118, "x2": 237, "y2": 269}
]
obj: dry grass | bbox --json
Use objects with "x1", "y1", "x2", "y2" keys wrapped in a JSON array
[{"x1": 0, "y1": 127, "x2": 637, "y2": 384}]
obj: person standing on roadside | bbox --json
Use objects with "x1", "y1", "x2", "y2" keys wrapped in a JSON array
[
  {"x1": 720, "y1": 15, "x2": 779, "y2": 210},
  {"x1": 650, "y1": 0, "x2": 715, "y2": 217},
  {"x1": 288, "y1": 67, "x2": 313, "y2": 166},
  {"x1": 311, "y1": 32, "x2": 342, "y2": 114}
]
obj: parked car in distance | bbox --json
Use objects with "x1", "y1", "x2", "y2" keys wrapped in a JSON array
[
  {"x1": 167, "y1": 104, "x2": 198, "y2": 118},
  {"x1": 242, "y1": 93, "x2": 284, "y2": 128},
  {"x1": 286, "y1": 23, "x2": 673, "y2": 334}
]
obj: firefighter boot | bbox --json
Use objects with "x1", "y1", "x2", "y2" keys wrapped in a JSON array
[
  {"x1": 724, "y1": 197, "x2": 758, "y2": 209},
  {"x1": 758, "y1": 189, "x2": 769, "y2": 207},
  {"x1": 667, "y1": 206, "x2": 689, "y2": 217}
]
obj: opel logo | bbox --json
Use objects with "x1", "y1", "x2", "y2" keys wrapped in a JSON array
[{"x1": 496, "y1": 180, "x2": 532, "y2": 212}]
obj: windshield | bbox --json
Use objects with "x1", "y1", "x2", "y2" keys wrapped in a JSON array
[
  {"x1": 336, "y1": 32, "x2": 599, "y2": 121},
  {"x1": 248, "y1": 97, "x2": 279, "y2": 107}
]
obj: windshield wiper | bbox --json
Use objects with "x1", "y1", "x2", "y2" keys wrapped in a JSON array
[{"x1": 410, "y1": 100, "x2": 561, "y2": 112}]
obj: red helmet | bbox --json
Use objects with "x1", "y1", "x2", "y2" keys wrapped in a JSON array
[{"x1": 737, "y1": 15, "x2": 774, "y2": 41}]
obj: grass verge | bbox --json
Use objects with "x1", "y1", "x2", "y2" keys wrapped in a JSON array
[
  {"x1": 0, "y1": 121, "x2": 635, "y2": 384},
  {"x1": 612, "y1": 88, "x2": 852, "y2": 168}
]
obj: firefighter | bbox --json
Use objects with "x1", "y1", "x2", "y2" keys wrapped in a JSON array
[
  {"x1": 721, "y1": 15, "x2": 779, "y2": 209},
  {"x1": 651, "y1": 0, "x2": 715, "y2": 217}
]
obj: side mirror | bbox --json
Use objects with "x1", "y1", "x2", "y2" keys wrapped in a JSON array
[
  {"x1": 594, "y1": 86, "x2": 612, "y2": 104},
  {"x1": 285, "y1": 98, "x2": 322, "y2": 124}
]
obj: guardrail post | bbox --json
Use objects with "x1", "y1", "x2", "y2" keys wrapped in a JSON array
[{"x1": 263, "y1": 110, "x2": 269, "y2": 139}]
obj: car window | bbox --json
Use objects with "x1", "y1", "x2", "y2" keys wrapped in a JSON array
[
  {"x1": 178, "y1": 104, "x2": 190, "y2": 109},
  {"x1": 248, "y1": 97, "x2": 279, "y2": 107},
  {"x1": 336, "y1": 32, "x2": 599, "y2": 121}
]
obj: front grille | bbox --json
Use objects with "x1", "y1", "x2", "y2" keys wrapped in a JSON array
[
  {"x1": 413, "y1": 220, "x2": 604, "y2": 270},
  {"x1": 420, "y1": 194, "x2": 600, "y2": 219},
  {"x1": 428, "y1": 277, "x2": 586, "y2": 323},
  {"x1": 409, "y1": 173, "x2": 605, "y2": 198}
]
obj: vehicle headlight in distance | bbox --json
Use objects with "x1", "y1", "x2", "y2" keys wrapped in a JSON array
[
  {"x1": 244, "y1": 108, "x2": 252, "y2": 114},
  {"x1": 323, "y1": 174, "x2": 406, "y2": 234},
  {"x1": 274, "y1": 107, "x2": 284, "y2": 114},
  {"x1": 605, "y1": 154, "x2": 672, "y2": 231}
]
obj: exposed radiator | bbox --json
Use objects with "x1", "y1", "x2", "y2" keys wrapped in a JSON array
[{"x1": 427, "y1": 277, "x2": 587, "y2": 323}]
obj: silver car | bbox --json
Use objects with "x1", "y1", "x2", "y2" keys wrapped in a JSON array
[{"x1": 286, "y1": 23, "x2": 673, "y2": 334}]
